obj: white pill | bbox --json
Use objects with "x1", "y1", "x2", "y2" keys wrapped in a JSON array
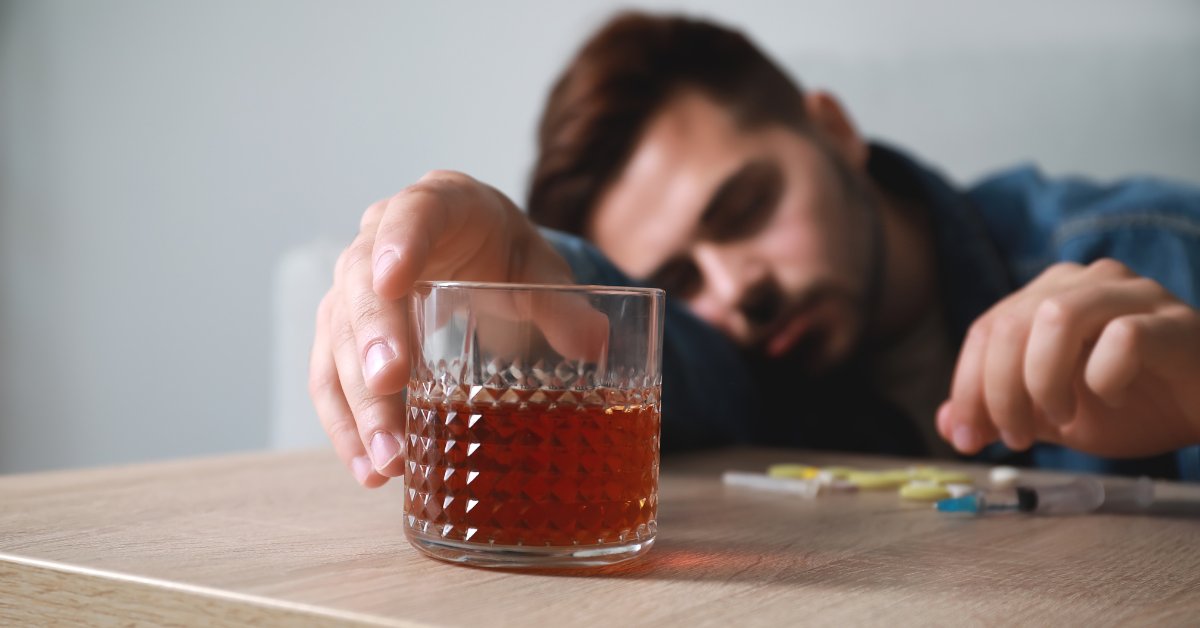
[
  {"x1": 989, "y1": 466, "x2": 1021, "y2": 488},
  {"x1": 722, "y1": 471, "x2": 820, "y2": 498},
  {"x1": 946, "y1": 483, "x2": 975, "y2": 498}
]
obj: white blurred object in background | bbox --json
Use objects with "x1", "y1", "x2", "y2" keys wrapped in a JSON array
[{"x1": 270, "y1": 240, "x2": 342, "y2": 450}]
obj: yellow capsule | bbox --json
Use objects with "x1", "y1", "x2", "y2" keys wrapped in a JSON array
[
  {"x1": 900, "y1": 481, "x2": 952, "y2": 501},
  {"x1": 846, "y1": 471, "x2": 907, "y2": 490},
  {"x1": 929, "y1": 471, "x2": 974, "y2": 485},
  {"x1": 907, "y1": 465, "x2": 939, "y2": 480},
  {"x1": 820, "y1": 466, "x2": 858, "y2": 479},
  {"x1": 767, "y1": 464, "x2": 821, "y2": 480},
  {"x1": 881, "y1": 470, "x2": 914, "y2": 483}
]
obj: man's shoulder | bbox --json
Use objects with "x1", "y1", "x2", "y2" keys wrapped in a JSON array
[
  {"x1": 968, "y1": 165, "x2": 1200, "y2": 231},
  {"x1": 963, "y1": 165, "x2": 1200, "y2": 305}
]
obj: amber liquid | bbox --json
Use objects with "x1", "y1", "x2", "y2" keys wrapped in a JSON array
[{"x1": 404, "y1": 384, "x2": 660, "y2": 547}]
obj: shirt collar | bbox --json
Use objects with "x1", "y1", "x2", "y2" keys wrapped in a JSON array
[{"x1": 866, "y1": 142, "x2": 1015, "y2": 342}]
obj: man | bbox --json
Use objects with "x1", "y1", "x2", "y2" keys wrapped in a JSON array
[{"x1": 309, "y1": 12, "x2": 1200, "y2": 488}]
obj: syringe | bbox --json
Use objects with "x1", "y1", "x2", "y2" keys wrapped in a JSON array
[{"x1": 935, "y1": 476, "x2": 1154, "y2": 515}]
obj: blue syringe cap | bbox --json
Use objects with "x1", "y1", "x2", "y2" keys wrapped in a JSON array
[{"x1": 935, "y1": 494, "x2": 979, "y2": 513}]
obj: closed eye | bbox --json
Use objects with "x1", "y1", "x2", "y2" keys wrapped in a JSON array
[{"x1": 698, "y1": 159, "x2": 784, "y2": 242}]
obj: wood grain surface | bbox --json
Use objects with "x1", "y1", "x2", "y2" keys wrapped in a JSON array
[{"x1": 2, "y1": 448, "x2": 1199, "y2": 627}]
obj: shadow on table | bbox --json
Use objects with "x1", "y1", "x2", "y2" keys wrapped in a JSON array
[
  {"x1": 506, "y1": 535, "x2": 850, "y2": 583},
  {"x1": 1102, "y1": 499, "x2": 1200, "y2": 519}
]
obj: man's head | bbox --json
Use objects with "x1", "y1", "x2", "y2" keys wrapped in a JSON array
[{"x1": 528, "y1": 12, "x2": 883, "y2": 371}]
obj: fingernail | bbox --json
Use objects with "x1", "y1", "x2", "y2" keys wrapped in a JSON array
[
  {"x1": 351, "y1": 455, "x2": 373, "y2": 485},
  {"x1": 374, "y1": 249, "x2": 399, "y2": 280},
  {"x1": 370, "y1": 431, "x2": 401, "y2": 470},
  {"x1": 364, "y1": 341, "x2": 395, "y2": 380},
  {"x1": 952, "y1": 425, "x2": 977, "y2": 453}
]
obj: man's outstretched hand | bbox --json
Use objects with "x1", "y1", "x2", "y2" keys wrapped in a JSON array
[
  {"x1": 938, "y1": 258, "x2": 1200, "y2": 459},
  {"x1": 308, "y1": 171, "x2": 575, "y2": 487}
]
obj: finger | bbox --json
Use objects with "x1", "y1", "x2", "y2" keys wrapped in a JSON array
[
  {"x1": 309, "y1": 292, "x2": 387, "y2": 488},
  {"x1": 1083, "y1": 257, "x2": 1135, "y2": 281},
  {"x1": 520, "y1": 240, "x2": 612, "y2": 363},
  {"x1": 1025, "y1": 278, "x2": 1161, "y2": 423},
  {"x1": 520, "y1": 288, "x2": 613, "y2": 365},
  {"x1": 341, "y1": 231, "x2": 412, "y2": 397},
  {"x1": 330, "y1": 282, "x2": 408, "y2": 479},
  {"x1": 536, "y1": 293, "x2": 611, "y2": 364},
  {"x1": 446, "y1": 287, "x2": 612, "y2": 368},
  {"x1": 371, "y1": 172, "x2": 502, "y2": 300},
  {"x1": 1085, "y1": 313, "x2": 1162, "y2": 407},
  {"x1": 936, "y1": 400, "x2": 953, "y2": 442},
  {"x1": 945, "y1": 324, "x2": 1000, "y2": 454},
  {"x1": 982, "y1": 311, "x2": 1036, "y2": 451}
]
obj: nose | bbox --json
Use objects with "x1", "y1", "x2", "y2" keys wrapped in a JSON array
[{"x1": 688, "y1": 242, "x2": 764, "y2": 338}]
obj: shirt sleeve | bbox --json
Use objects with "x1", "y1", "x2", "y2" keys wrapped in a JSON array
[
  {"x1": 539, "y1": 228, "x2": 757, "y2": 451},
  {"x1": 1040, "y1": 178, "x2": 1200, "y2": 480}
]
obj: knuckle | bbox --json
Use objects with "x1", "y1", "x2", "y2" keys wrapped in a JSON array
[
  {"x1": 1088, "y1": 257, "x2": 1132, "y2": 278},
  {"x1": 990, "y1": 311, "x2": 1025, "y2": 340},
  {"x1": 967, "y1": 317, "x2": 993, "y2": 343},
  {"x1": 419, "y1": 169, "x2": 468, "y2": 184},
  {"x1": 307, "y1": 366, "x2": 338, "y2": 401},
  {"x1": 1106, "y1": 317, "x2": 1143, "y2": 352},
  {"x1": 349, "y1": 291, "x2": 385, "y2": 331},
  {"x1": 349, "y1": 388, "x2": 392, "y2": 431},
  {"x1": 335, "y1": 234, "x2": 375, "y2": 281},
  {"x1": 326, "y1": 413, "x2": 362, "y2": 445},
  {"x1": 1044, "y1": 261, "x2": 1083, "y2": 279},
  {"x1": 334, "y1": 245, "x2": 353, "y2": 278},
  {"x1": 331, "y1": 311, "x2": 359, "y2": 353},
  {"x1": 316, "y1": 291, "x2": 333, "y2": 322},
  {"x1": 336, "y1": 235, "x2": 373, "y2": 278},
  {"x1": 1034, "y1": 296, "x2": 1072, "y2": 328},
  {"x1": 359, "y1": 198, "x2": 388, "y2": 231},
  {"x1": 1128, "y1": 276, "x2": 1167, "y2": 300},
  {"x1": 1179, "y1": 304, "x2": 1200, "y2": 326},
  {"x1": 396, "y1": 181, "x2": 452, "y2": 214}
]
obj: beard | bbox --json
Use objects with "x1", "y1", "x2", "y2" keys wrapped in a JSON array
[{"x1": 745, "y1": 147, "x2": 885, "y2": 373}]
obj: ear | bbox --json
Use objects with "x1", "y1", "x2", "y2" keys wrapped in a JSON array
[{"x1": 803, "y1": 91, "x2": 868, "y2": 171}]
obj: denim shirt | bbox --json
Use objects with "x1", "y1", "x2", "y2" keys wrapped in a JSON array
[{"x1": 543, "y1": 143, "x2": 1200, "y2": 481}]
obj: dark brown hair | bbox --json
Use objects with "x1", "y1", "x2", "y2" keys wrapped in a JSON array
[{"x1": 527, "y1": 11, "x2": 809, "y2": 236}]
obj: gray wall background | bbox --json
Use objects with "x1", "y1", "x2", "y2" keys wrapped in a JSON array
[{"x1": 2, "y1": 0, "x2": 1199, "y2": 473}]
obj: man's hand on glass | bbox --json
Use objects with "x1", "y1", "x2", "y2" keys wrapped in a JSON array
[{"x1": 308, "y1": 171, "x2": 576, "y2": 487}]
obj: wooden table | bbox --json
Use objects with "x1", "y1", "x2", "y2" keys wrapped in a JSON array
[{"x1": 2, "y1": 448, "x2": 1199, "y2": 626}]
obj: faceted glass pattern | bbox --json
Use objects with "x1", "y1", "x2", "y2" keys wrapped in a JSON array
[
  {"x1": 405, "y1": 282, "x2": 664, "y2": 567},
  {"x1": 404, "y1": 380, "x2": 660, "y2": 548}
]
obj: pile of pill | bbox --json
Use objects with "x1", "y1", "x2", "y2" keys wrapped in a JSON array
[{"x1": 766, "y1": 464, "x2": 978, "y2": 501}]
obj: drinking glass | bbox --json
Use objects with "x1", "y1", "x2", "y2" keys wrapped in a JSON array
[{"x1": 403, "y1": 281, "x2": 664, "y2": 568}]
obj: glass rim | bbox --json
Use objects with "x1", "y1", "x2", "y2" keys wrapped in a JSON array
[{"x1": 414, "y1": 280, "x2": 664, "y2": 298}]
